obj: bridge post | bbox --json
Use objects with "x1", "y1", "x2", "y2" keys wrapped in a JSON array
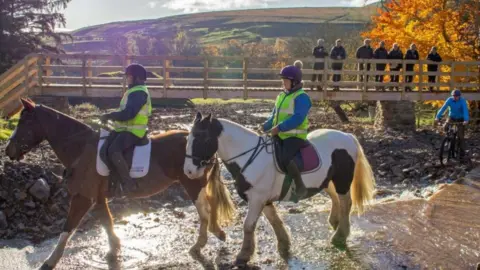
[
  {"x1": 44, "y1": 56, "x2": 51, "y2": 86},
  {"x1": 87, "y1": 58, "x2": 92, "y2": 87},
  {"x1": 203, "y1": 57, "x2": 208, "y2": 99},
  {"x1": 243, "y1": 58, "x2": 248, "y2": 99},
  {"x1": 81, "y1": 53, "x2": 87, "y2": 96},
  {"x1": 122, "y1": 56, "x2": 130, "y2": 94},
  {"x1": 322, "y1": 58, "x2": 328, "y2": 99},
  {"x1": 401, "y1": 61, "x2": 406, "y2": 100},
  {"x1": 37, "y1": 54, "x2": 44, "y2": 95},
  {"x1": 362, "y1": 59, "x2": 368, "y2": 99},
  {"x1": 418, "y1": 60, "x2": 423, "y2": 100},
  {"x1": 162, "y1": 57, "x2": 167, "y2": 98},
  {"x1": 450, "y1": 62, "x2": 455, "y2": 91}
]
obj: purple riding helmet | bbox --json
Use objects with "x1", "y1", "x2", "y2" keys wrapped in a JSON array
[
  {"x1": 279, "y1": 65, "x2": 302, "y2": 84},
  {"x1": 125, "y1": 63, "x2": 148, "y2": 81}
]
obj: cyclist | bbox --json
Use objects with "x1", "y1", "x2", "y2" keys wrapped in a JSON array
[{"x1": 434, "y1": 89, "x2": 469, "y2": 161}]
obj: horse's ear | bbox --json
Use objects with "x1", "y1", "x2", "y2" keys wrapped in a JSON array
[
  {"x1": 21, "y1": 98, "x2": 35, "y2": 111},
  {"x1": 205, "y1": 113, "x2": 212, "y2": 122},
  {"x1": 194, "y1": 111, "x2": 202, "y2": 123}
]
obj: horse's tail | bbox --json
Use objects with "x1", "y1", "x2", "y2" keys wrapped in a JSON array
[
  {"x1": 350, "y1": 134, "x2": 376, "y2": 215},
  {"x1": 206, "y1": 161, "x2": 236, "y2": 227}
]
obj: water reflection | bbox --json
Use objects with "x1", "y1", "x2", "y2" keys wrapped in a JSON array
[{"x1": 1, "y1": 170, "x2": 479, "y2": 269}]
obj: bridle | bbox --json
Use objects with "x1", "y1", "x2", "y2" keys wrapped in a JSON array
[{"x1": 185, "y1": 129, "x2": 274, "y2": 173}]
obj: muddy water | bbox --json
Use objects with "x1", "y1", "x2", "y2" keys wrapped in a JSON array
[
  {"x1": 0, "y1": 203, "x2": 396, "y2": 270},
  {"x1": 1, "y1": 154, "x2": 479, "y2": 269}
]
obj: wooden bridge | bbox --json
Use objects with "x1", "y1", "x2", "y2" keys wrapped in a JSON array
[{"x1": 0, "y1": 53, "x2": 479, "y2": 114}]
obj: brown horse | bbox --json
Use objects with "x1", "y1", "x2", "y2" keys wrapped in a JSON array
[{"x1": 4, "y1": 98, "x2": 235, "y2": 270}]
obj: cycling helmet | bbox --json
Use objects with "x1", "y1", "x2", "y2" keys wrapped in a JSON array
[
  {"x1": 451, "y1": 89, "x2": 461, "y2": 96},
  {"x1": 125, "y1": 63, "x2": 147, "y2": 81},
  {"x1": 278, "y1": 65, "x2": 302, "y2": 83}
]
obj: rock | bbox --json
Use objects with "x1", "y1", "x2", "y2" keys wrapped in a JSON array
[
  {"x1": 28, "y1": 178, "x2": 50, "y2": 202},
  {"x1": 402, "y1": 168, "x2": 413, "y2": 174},
  {"x1": 375, "y1": 188, "x2": 395, "y2": 196},
  {"x1": 379, "y1": 162, "x2": 388, "y2": 169},
  {"x1": 378, "y1": 170, "x2": 387, "y2": 177},
  {"x1": 402, "y1": 178, "x2": 412, "y2": 185},
  {"x1": 18, "y1": 223, "x2": 25, "y2": 230},
  {"x1": 24, "y1": 201, "x2": 36, "y2": 209},
  {"x1": 392, "y1": 166, "x2": 403, "y2": 177},
  {"x1": 288, "y1": 207, "x2": 305, "y2": 214},
  {"x1": 458, "y1": 171, "x2": 466, "y2": 178},
  {"x1": 0, "y1": 191, "x2": 8, "y2": 201},
  {"x1": 14, "y1": 191, "x2": 27, "y2": 201},
  {"x1": 421, "y1": 174, "x2": 433, "y2": 181},
  {"x1": 0, "y1": 211, "x2": 8, "y2": 229}
]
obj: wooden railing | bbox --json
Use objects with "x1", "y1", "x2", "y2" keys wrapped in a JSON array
[
  {"x1": 0, "y1": 54, "x2": 40, "y2": 116},
  {"x1": 1, "y1": 53, "x2": 479, "y2": 111}
]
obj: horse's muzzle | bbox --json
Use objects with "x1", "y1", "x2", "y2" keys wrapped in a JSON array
[{"x1": 5, "y1": 141, "x2": 24, "y2": 161}]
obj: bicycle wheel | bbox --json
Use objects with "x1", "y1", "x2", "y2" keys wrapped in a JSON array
[{"x1": 439, "y1": 137, "x2": 451, "y2": 166}]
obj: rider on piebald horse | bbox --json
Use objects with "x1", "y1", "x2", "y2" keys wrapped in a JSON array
[
  {"x1": 262, "y1": 65, "x2": 311, "y2": 199},
  {"x1": 100, "y1": 63, "x2": 152, "y2": 197}
]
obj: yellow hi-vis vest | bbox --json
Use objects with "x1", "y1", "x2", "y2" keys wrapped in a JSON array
[
  {"x1": 113, "y1": 85, "x2": 152, "y2": 138},
  {"x1": 272, "y1": 89, "x2": 309, "y2": 140}
]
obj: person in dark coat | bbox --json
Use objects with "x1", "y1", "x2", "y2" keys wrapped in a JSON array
[
  {"x1": 311, "y1": 38, "x2": 328, "y2": 90},
  {"x1": 373, "y1": 41, "x2": 388, "y2": 90},
  {"x1": 427, "y1": 46, "x2": 442, "y2": 92},
  {"x1": 387, "y1": 43, "x2": 403, "y2": 91},
  {"x1": 405, "y1": 43, "x2": 419, "y2": 91},
  {"x1": 330, "y1": 39, "x2": 347, "y2": 91},
  {"x1": 356, "y1": 39, "x2": 374, "y2": 84}
]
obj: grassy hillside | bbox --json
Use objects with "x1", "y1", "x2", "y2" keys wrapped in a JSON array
[{"x1": 63, "y1": 6, "x2": 378, "y2": 53}]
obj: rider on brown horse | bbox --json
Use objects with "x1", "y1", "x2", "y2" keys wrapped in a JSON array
[{"x1": 100, "y1": 63, "x2": 152, "y2": 197}]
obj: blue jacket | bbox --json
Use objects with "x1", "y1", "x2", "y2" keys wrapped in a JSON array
[
  {"x1": 436, "y1": 96, "x2": 469, "y2": 121},
  {"x1": 263, "y1": 91, "x2": 312, "y2": 132}
]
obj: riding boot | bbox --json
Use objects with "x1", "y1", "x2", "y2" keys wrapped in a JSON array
[
  {"x1": 111, "y1": 152, "x2": 138, "y2": 197},
  {"x1": 286, "y1": 160, "x2": 307, "y2": 200}
]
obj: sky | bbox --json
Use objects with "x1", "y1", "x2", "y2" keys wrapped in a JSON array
[{"x1": 62, "y1": 0, "x2": 376, "y2": 31}]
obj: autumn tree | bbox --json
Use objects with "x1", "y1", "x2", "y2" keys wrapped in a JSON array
[
  {"x1": 363, "y1": 0, "x2": 478, "y2": 62},
  {"x1": 0, "y1": 0, "x2": 72, "y2": 73}
]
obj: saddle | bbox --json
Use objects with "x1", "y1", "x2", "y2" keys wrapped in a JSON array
[
  {"x1": 273, "y1": 138, "x2": 321, "y2": 174},
  {"x1": 97, "y1": 129, "x2": 152, "y2": 178}
]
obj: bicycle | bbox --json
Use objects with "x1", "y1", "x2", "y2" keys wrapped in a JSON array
[{"x1": 438, "y1": 120, "x2": 463, "y2": 166}]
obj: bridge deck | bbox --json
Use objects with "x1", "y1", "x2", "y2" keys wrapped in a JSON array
[{"x1": 36, "y1": 83, "x2": 480, "y2": 101}]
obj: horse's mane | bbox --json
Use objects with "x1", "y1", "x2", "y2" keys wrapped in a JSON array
[{"x1": 37, "y1": 104, "x2": 93, "y2": 132}]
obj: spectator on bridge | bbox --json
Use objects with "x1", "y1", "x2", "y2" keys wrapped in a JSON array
[
  {"x1": 387, "y1": 43, "x2": 403, "y2": 91},
  {"x1": 330, "y1": 39, "x2": 347, "y2": 91},
  {"x1": 356, "y1": 38, "x2": 374, "y2": 86},
  {"x1": 405, "y1": 43, "x2": 420, "y2": 91},
  {"x1": 311, "y1": 38, "x2": 328, "y2": 90},
  {"x1": 427, "y1": 46, "x2": 442, "y2": 92},
  {"x1": 373, "y1": 41, "x2": 388, "y2": 91}
]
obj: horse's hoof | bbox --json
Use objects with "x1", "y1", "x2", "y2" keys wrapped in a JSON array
[
  {"x1": 216, "y1": 230, "x2": 227, "y2": 242},
  {"x1": 39, "y1": 263, "x2": 53, "y2": 270},
  {"x1": 330, "y1": 235, "x2": 347, "y2": 250},
  {"x1": 234, "y1": 258, "x2": 249, "y2": 267}
]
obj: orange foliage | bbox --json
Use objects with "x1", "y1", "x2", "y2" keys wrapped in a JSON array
[{"x1": 362, "y1": 0, "x2": 477, "y2": 62}]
